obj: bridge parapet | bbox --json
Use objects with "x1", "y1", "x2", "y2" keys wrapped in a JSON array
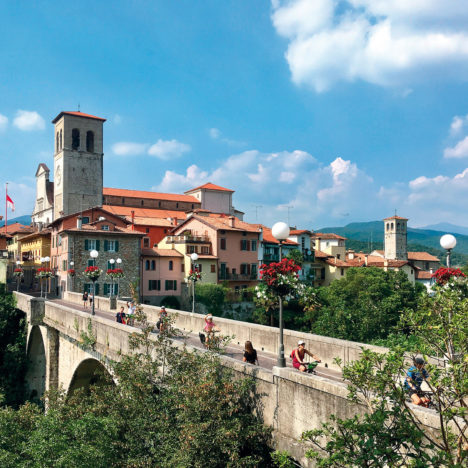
[{"x1": 13, "y1": 292, "x2": 45, "y2": 326}]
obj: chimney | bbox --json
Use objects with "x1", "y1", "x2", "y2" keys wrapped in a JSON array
[
  {"x1": 228, "y1": 216, "x2": 235, "y2": 228},
  {"x1": 77, "y1": 216, "x2": 82, "y2": 230},
  {"x1": 131, "y1": 210, "x2": 135, "y2": 231},
  {"x1": 348, "y1": 251, "x2": 355, "y2": 260},
  {"x1": 364, "y1": 254, "x2": 368, "y2": 266}
]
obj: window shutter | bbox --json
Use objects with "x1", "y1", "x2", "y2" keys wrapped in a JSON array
[
  {"x1": 247, "y1": 264, "x2": 251, "y2": 274},
  {"x1": 96, "y1": 240, "x2": 100, "y2": 251},
  {"x1": 165, "y1": 280, "x2": 169, "y2": 290},
  {"x1": 174, "y1": 280, "x2": 177, "y2": 291},
  {"x1": 115, "y1": 283, "x2": 119, "y2": 295},
  {"x1": 115, "y1": 241, "x2": 119, "y2": 252},
  {"x1": 95, "y1": 283, "x2": 100, "y2": 295},
  {"x1": 104, "y1": 240, "x2": 109, "y2": 251},
  {"x1": 246, "y1": 241, "x2": 250, "y2": 251},
  {"x1": 85, "y1": 239, "x2": 89, "y2": 250},
  {"x1": 104, "y1": 284, "x2": 108, "y2": 295}
]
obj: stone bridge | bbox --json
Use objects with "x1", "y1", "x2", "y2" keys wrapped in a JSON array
[{"x1": 15, "y1": 291, "x2": 443, "y2": 466}]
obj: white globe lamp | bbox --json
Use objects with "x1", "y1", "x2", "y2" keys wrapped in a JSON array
[
  {"x1": 440, "y1": 234, "x2": 456, "y2": 250},
  {"x1": 272, "y1": 222, "x2": 290, "y2": 241}
]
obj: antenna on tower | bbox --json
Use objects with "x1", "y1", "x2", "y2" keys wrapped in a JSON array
[
  {"x1": 78, "y1": 102, "x2": 80, "y2": 112},
  {"x1": 285, "y1": 205, "x2": 293, "y2": 227}
]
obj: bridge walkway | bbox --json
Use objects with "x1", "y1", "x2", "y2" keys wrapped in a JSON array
[{"x1": 51, "y1": 298, "x2": 344, "y2": 383}]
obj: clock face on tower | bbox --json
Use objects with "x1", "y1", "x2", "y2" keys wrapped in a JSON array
[{"x1": 56, "y1": 165, "x2": 62, "y2": 187}]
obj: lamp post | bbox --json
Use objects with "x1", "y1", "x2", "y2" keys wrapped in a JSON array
[
  {"x1": 116, "y1": 258, "x2": 122, "y2": 298},
  {"x1": 90, "y1": 250, "x2": 99, "y2": 316},
  {"x1": 272, "y1": 221, "x2": 290, "y2": 368},
  {"x1": 109, "y1": 258, "x2": 115, "y2": 297},
  {"x1": 69, "y1": 261, "x2": 74, "y2": 292},
  {"x1": 190, "y1": 253, "x2": 199, "y2": 316},
  {"x1": 43, "y1": 256, "x2": 50, "y2": 299},
  {"x1": 39, "y1": 257, "x2": 44, "y2": 298},
  {"x1": 440, "y1": 234, "x2": 457, "y2": 268}
]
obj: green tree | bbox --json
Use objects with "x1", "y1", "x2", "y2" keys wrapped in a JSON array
[
  {"x1": 303, "y1": 276, "x2": 468, "y2": 467},
  {"x1": 286, "y1": 249, "x2": 303, "y2": 265},
  {"x1": 314, "y1": 268, "x2": 422, "y2": 343},
  {"x1": 0, "y1": 296, "x2": 273, "y2": 467},
  {"x1": 195, "y1": 282, "x2": 228, "y2": 315},
  {"x1": 0, "y1": 285, "x2": 27, "y2": 407}
]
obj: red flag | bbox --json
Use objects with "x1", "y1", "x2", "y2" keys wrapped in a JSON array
[{"x1": 6, "y1": 194, "x2": 15, "y2": 212}]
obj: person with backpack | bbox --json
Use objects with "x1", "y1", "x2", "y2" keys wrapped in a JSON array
[
  {"x1": 291, "y1": 340, "x2": 321, "y2": 372},
  {"x1": 404, "y1": 357, "x2": 430, "y2": 406},
  {"x1": 116, "y1": 306, "x2": 126, "y2": 324}
]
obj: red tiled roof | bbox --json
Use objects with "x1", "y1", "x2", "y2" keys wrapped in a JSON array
[
  {"x1": 383, "y1": 215, "x2": 408, "y2": 221},
  {"x1": 103, "y1": 187, "x2": 200, "y2": 203},
  {"x1": 19, "y1": 228, "x2": 52, "y2": 241},
  {"x1": 314, "y1": 249, "x2": 331, "y2": 259},
  {"x1": 289, "y1": 229, "x2": 313, "y2": 235},
  {"x1": 1, "y1": 223, "x2": 32, "y2": 234},
  {"x1": 312, "y1": 232, "x2": 347, "y2": 240},
  {"x1": 185, "y1": 182, "x2": 234, "y2": 193},
  {"x1": 130, "y1": 216, "x2": 174, "y2": 227},
  {"x1": 408, "y1": 252, "x2": 440, "y2": 262},
  {"x1": 142, "y1": 248, "x2": 183, "y2": 257},
  {"x1": 103, "y1": 205, "x2": 187, "y2": 221},
  {"x1": 64, "y1": 225, "x2": 143, "y2": 236},
  {"x1": 415, "y1": 270, "x2": 433, "y2": 279},
  {"x1": 52, "y1": 111, "x2": 106, "y2": 123},
  {"x1": 258, "y1": 225, "x2": 299, "y2": 245},
  {"x1": 176, "y1": 215, "x2": 260, "y2": 234}
]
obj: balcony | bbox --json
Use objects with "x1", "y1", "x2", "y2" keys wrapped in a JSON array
[
  {"x1": 262, "y1": 253, "x2": 280, "y2": 262},
  {"x1": 302, "y1": 253, "x2": 315, "y2": 262},
  {"x1": 218, "y1": 272, "x2": 258, "y2": 281},
  {"x1": 166, "y1": 234, "x2": 210, "y2": 244}
]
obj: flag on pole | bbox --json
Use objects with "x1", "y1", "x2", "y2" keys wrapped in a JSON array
[{"x1": 6, "y1": 194, "x2": 15, "y2": 212}]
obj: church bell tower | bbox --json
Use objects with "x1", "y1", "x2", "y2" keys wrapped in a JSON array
[
  {"x1": 384, "y1": 215, "x2": 408, "y2": 260},
  {"x1": 52, "y1": 111, "x2": 105, "y2": 219}
]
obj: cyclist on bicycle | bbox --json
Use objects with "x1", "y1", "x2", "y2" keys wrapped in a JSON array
[
  {"x1": 405, "y1": 357, "x2": 430, "y2": 406},
  {"x1": 204, "y1": 314, "x2": 220, "y2": 347}
]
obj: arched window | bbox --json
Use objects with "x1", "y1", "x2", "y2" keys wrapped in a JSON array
[
  {"x1": 86, "y1": 131, "x2": 94, "y2": 152},
  {"x1": 71, "y1": 128, "x2": 80, "y2": 150},
  {"x1": 169, "y1": 260, "x2": 173, "y2": 271},
  {"x1": 56, "y1": 132, "x2": 59, "y2": 152},
  {"x1": 59, "y1": 129, "x2": 63, "y2": 150},
  {"x1": 145, "y1": 260, "x2": 150, "y2": 270},
  {"x1": 391, "y1": 223, "x2": 394, "y2": 229},
  {"x1": 151, "y1": 260, "x2": 155, "y2": 270},
  {"x1": 397, "y1": 222, "x2": 400, "y2": 231}
]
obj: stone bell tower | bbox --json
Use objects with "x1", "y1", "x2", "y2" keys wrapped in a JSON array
[
  {"x1": 52, "y1": 111, "x2": 105, "y2": 219},
  {"x1": 384, "y1": 215, "x2": 408, "y2": 260}
]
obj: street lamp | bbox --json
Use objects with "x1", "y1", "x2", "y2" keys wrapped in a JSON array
[
  {"x1": 190, "y1": 252, "x2": 199, "y2": 316},
  {"x1": 440, "y1": 234, "x2": 457, "y2": 268},
  {"x1": 90, "y1": 250, "x2": 99, "y2": 315},
  {"x1": 69, "y1": 261, "x2": 74, "y2": 292},
  {"x1": 39, "y1": 257, "x2": 45, "y2": 298},
  {"x1": 272, "y1": 221, "x2": 290, "y2": 368},
  {"x1": 116, "y1": 258, "x2": 122, "y2": 298},
  {"x1": 109, "y1": 258, "x2": 115, "y2": 297}
]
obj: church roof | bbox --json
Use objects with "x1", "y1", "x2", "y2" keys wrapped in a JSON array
[
  {"x1": 383, "y1": 215, "x2": 408, "y2": 221},
  {"x1": 52, "y1": 111, "x2": 106, "y2": 123},
  {"x1": 103, "y1": 187, "x2": 199, "y2": 203},
  {"x1": 35, "y1": 163, "x2": 50, "y2": 176}
]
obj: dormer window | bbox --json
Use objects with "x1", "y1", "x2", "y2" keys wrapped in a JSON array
[{"x1": 102, "y1": 225, "x2": 109, "y2": 231}]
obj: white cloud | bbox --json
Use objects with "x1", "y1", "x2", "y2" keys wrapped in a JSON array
[
  {"x1": 444, "y1": 136, "x2": 468, "y2": 158},
  {"x1": 271, "y1": 0, "x2": 468, "y2": 92},
  {"x1": 449, "y1": 114, "x2": 468, "y2": 135},
  {"x1": 0, "y1": 113, "x2": 7, "y2": 131},
  {"x1": 208, "y1": 127, "x2": 246, "y2": 147},
  {"x1": 0, "y1": 179, "x2": 35, "y2": 217},
  {"x1": 112, "y1": 142, "x2": 148, "y2": 156},
  {"x1": 13, "y1": 110, "x2": 45, "y2": 131},
  {"x1": 148, "y1": 139, "x2": 191, "y2": 160},
  {"x1": 155, "y1": 164, "x2": 209, "y2": 193},
  {"x1": 209, "y1": 128, "x2": 221, "y2": 139},
  {"x1": 279, "y1": 171, "x2": 296, "y2": 183}
]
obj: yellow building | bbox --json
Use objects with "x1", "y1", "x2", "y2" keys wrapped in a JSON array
[
  {"x1": 19, "y1": 229, "x2": 52, "y2": 287},
  {"x1": 158, "y1": 233, "x2": 218, "y2": 284}
]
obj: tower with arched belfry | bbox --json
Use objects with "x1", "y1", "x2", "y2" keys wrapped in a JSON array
[{"x1": 384, "y1": 215, "x2": 408, "y2": 260}]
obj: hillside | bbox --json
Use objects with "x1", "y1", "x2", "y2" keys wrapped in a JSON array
[
  {"x1": 319, "y1": 221, "x2": 468, "y2": 266},
  {"x1": 0, "y1": 215, "x2": 31, "y2": 227}
]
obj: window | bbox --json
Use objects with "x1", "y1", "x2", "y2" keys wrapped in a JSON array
[
  {"x1": 251, "y1": 240, "x2": 257, "y2": 251},
  {"x1": 59, "y1": 129, "x2": 62, "y2": 150},
  {"x1": 340, "y1": 268, "x2": 344, "y2": 276},
  {"x1": 251, "y1": 264, "x2": 257, "y2": 277},
  {"x1": 71, "y1": 128, "x2": 80, "y2": 150},
  {"x1": 151, "y1": 260, "x2": 155, "y2": 270},
  {"x1": 201, "y1": 246, "x2": 210, "y2": 254},
  {"x1": 165, "y1": 280, "x2": 177, "y2": 291},
  {"x1": 240, "y1": 239, "x2": 249, "y2": 251},
  {"x1": 141, "y1": 200, "x2": 144, "y2": 206},
  {"x1": 176, "y1": 203, "x2": 179, "y2": 208},
  {"x1": 191, "y1": 204, "x2": 194, "y2": 209},
  {"x1": 197, "y1": 264, "x2": 202, "y2": 272},
  {"x1": 181, "y1": 263, "x2": 185, "y2": 272},
  {"x1": 337, "y1": 254, "x2": 341, "y2": 259},
  {"x1": 143, "y1": 238, "x2": 150, "y2": 248},
  {"x1": 62, "y1": 260, "x2": 67, "y2": 271},
  {"x1": 234, "y1": 286, "x2": 240, "y2": 295},
  {"x1": 84, "y1": 239, "x2": 99, "y2": 251},
  {"x1": 86, "y1": 131, "x2": 94, "y2": 152},
  {"x1": 159, "y1": 201, "x2": 161, "y2": 207},
  {"x1": 321, "y1": 268, "x2": 326, "y2": 280},
  {"x1": 107, "y1": 260, "x2": 114, "y2": 270},
  {"x1": 145, "y1": 228, "x2": 150, "y2": 233},
  {"x1": 211, "y1": 264, "x2": 216, "y2": 273},
  {"x1": 145, "y1": 260, "x2": 150, "y2": 270},
  {"x1": 425, "y1": 262, "x2": 429, "y2": 270},
  {"x1": 169, "y1": 260, "x2": 173, "y2": 271},
  {"x1": 220, "y1": 238, "x2": 226, "y2": 250},
  {"x1": 122, "y1": 198, "x2": 125, "y2": 204},
  {"x1": 240, "y1": 263, "x2": 248, "y2": 275},
  {"x1": 148, "y1": 280, "x2": 161, "y2": 291},
  {"x1": 87, "y1": 259, "x2": 95, "y2": 267},
  {"x1": 57, "y1": 234, "x2": 62, "y2": 246},
  {"x1": 104, "y1": 240, "x2": 118, "y2": 252},
  {"x1": 56, "y1": 132, "x2": 59, "y2": 152},
  {"x1": 102, "y1": 225, "x2": 109, "y2": 231},
  {"x1": 104, "y1": 283, "x2": 118, "y2": 295},
  {"x1": 187, "y1": 245, "x2": 196, "y2": 254},
  {"x1": 82, "y1": 216, "x2": 90, "y2": 224}
]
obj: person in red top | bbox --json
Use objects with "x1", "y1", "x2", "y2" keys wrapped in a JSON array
[{"x1": 291, "y1": 340, "x2": 321, "y2": 372}]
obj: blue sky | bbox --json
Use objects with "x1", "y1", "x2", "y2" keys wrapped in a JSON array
[{"x1": 1, "y1": 0, "x2": 468, "y2": 229}]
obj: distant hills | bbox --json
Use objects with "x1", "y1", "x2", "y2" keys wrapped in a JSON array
[
  {"x1": 0, "y1": 215, "x2": 31, "y2": 228},
  {"x1": 318, "y1": 221, "x2": 468, "y2": 266},
  {"x1": 420, "y1": 222, "x2": 468, "y2": 236}
]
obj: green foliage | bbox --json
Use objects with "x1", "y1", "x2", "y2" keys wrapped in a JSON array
[
  {"x1": 286, "y1": 249, "x2": 303, "y2": 265},
  {"x1": 0, "y1": 300, "x2": 273, "y2": 467},
  {"x1": 303, "y1": 278, "x2": 468, "y2": 467},
  {"x1": 314, "y1": 268, "x2": 421, "y2": 343},
  {"x1": 195, "y1": 282, "x2": 228, "y2": 315},
  {"x1": 271, "y1": 450, "x2": 298, "y2": 467},
  {"x1": 160, "y1": 295, "x2": 180, "y2": 309},
  {"x1": 79, "y1": 319, "x2": 97, "y2": 350},
  {"x1": 0, "y1": 285, "x2": 27, "y2": 408}
]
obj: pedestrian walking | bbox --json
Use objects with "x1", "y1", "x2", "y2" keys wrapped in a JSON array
[{"x1": 82, "y1": 291, "x2": 88, "y2": 309}]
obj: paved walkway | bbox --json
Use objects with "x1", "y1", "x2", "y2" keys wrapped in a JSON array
[{"x1": 51, "y1": 298, "x2": 344, "y2": 383}]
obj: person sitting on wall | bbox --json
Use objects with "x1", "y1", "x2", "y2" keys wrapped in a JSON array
[
  {"x1": 116, "y1": 306, "x2": 126, "y2": 324},
  {"x1": 405, "y1": 357, "x2": 431, "y2": 406},
  {"x1": 243, "y1": 341, "x2": 259, "y2": 365},
  {"x1": 156, "y1": 306, "x2": 168, "y2": 332},
  {"x1": 291, "y1": 340, "x2": 321, "y2": 372}
]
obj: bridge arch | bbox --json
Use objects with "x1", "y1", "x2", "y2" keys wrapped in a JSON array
[
  {"x1": 67, "y1": 358, "x2": 115, "y2": 396},
  {"x1": 25, "y1": 326, "x2": 46, "y2": 403}
]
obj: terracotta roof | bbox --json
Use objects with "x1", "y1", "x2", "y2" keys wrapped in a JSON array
[
  {"x1": 52, "y1": 111, "x2": 106, "y2": 123},
  {"x1": 289, "y1": 229, "x2": 313, "y2": 235},
  {"x1": 64, "y1": 225, "x2": 143, "y2": 236},
  {"x1": 49, "y1": 207, "x2": 130, "y2": 227},
  {"x1": 408, "y1": 251, "x2": 440, "y2": 262},
  {"x1": 312, "y1": 232, "x2": 347, "y2": 240},
  {"x1": 103, "y1": 205, "x2": 187, "y2": 221},
  {"x1": 19, "y1": 228, "x2": 52, "y2": 241},
  {"x1": 367, "y1": 259, "x2": 409, "y2": 268},
  {"x1": 383, "y1": 215, "x2": 408, "y2": 221},
  {"x1": 314, "y1": 249, "x2": 331, "y2": 259},
  {"x1": 141, "y1": 248, "x2": 183, "y2": 257},
  {"x1": 371, "y1": 250, "x2": 385, "y2": 257},
  {"x1": 185, "y1": 182, "x2": 234, "y2": 193},
  {"x1": 258, "y1": 225, "x2": 299, "y2": 245},
  {"x1": 1, "y1": 223, "x2": 32, "y2": 235},
  {"x1": 415, "y1": 270, "x2": 433, "y2": 280},
  {"x1": 130, "y1": 216, "x2": 174, "y2": 227},
  {"x1": 176, "y1": 214, "x2": 260, "y2": 234},
  {"x1": 103, "y1": 187, "x2": 200, "y2": 203}
]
